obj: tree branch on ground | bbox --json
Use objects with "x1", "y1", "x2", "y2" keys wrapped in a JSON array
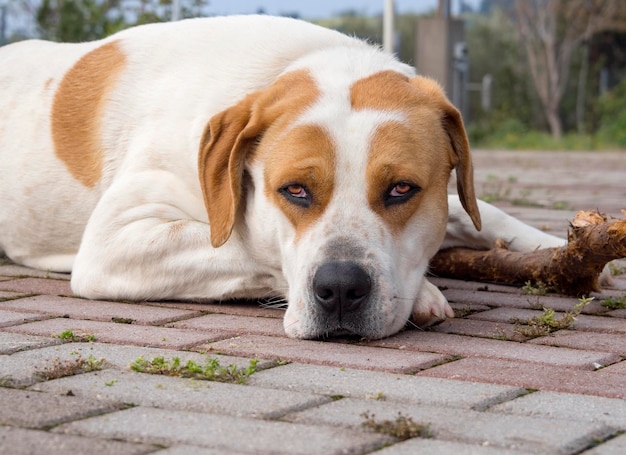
[{"x1": 431, "y1": 210, "x2": 626, "y2": 296}]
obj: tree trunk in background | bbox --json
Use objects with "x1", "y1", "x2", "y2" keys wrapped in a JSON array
[{"x1": 513, "y1": 0, "x2": 626, "y2": 139}]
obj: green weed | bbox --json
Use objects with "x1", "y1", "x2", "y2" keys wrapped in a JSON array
[
  {"x1": 58, "y1": 329, "x2": 96, "y2": 342},
  {"x1": 130, "y1": 356, "x2": 258, "y2": 384}
]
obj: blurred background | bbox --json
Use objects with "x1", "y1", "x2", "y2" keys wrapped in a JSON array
[{"x1": 1, "y1": 0, "x2": 625, "y2": 150}]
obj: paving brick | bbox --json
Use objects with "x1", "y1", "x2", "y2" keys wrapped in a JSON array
[
  {"x1": 608, "y1": 309, "x2": 626, "y2": 318},
  {"x1": 0, "y1": 341, "x2": 271, "y2": 387},
  {"x1": 0, "y1": 290, "x2": 28, "y2": 300},
  {"x1": 374, "y1": 438, "x2": 529, "y2": 455},
  {"x1": 168, "y1": 313, "x2": 284, "y2": 337},
  {"x1": 489, "y1": 390, "x2": 626, "y2": 428},
  {"x1": 0, "y1": 308, "x2": 48, "y2": 327},
  {"x1": 54, "y1": 406, "x2": 391, "y2": 455},
  {"x1": 32, "y1": 369, "x2": 330, "y2": 419},
  {"x1": 0, "y1": 427, "x2": 156, "y2": 455},
  {"x1": 418, "y1": 357, "x2": 626, "y2": 399},
  {"x1": 150, "y1": 300, "x2": 284, "y2": 319},
  {"x1": 428, "y1": 318, "x2": 528, "y2": 341},
  {"x1": 442, "y1": 289, "x2": 609, "y2": 314},
  {"x1": 0, "y1": 331, "x2": 61, "y2": 354},
  {"x1": 0, "y1": 263, "x2": 71, "y2": 280},
  {"x1": 573, "y1": 315, "x2": 626, "y2": 334},
  {"x1": 584, "y1": 434, "x2": 626, "y2": 455},
  {"x1": 528, "y1": 330, "x2": 626, "y2": 355},
  {"x1": 204, "y1": 334, "x2": 449, "y2": 373},
  {"x1": 286, "y1": 397, "x2": 615, "y2": 454},
  {"x1": 466, "y1": 307, "x2": 626, "y2": 335},
  {"x1": 248, "y1": 363, "x2": 526, "y2": 410},
  {"x1": 0, "y1": 387, "x2": 124, "y2": 428},
  {"x1": 0, "y1": 277, "x2": 72, "y2": 295},
  {"x1": 601, "y1": 360, "x2": 626, "y2": 374},
  {"x1": 0, "y1": 295, "x2": 201, "y2": 325},
  {"x1": 3, "y1": 318, "x2": 219, "y2": 349},
  {"x1": 367, "y1": 331, "x2": 620, "y2": 370},
  {"x1": 467, "y1": 307, "x2": 545, "y2": 324},
  {"x1": 152, "y1": 446, "x2": 249, "y2": 455},
  {"x1": 431, "y1": 277, "x2": 521, "y2": 295}
]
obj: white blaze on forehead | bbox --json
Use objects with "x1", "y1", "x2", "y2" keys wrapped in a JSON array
[{"x1": 294, "y1": 98, "x2": 409, "y2": 210}]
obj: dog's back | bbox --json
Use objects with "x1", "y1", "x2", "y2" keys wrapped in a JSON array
[{"x1": 0, "y1": 16, "x2": 362, "y2": 271}]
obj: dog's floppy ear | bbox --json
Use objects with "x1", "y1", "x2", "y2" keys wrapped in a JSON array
[
  {"x1": 198, "y1": 92, "x2": 262, "y2": 248},
  {"x1": 442, "y1": 103, "x2": 482, "y2": 231},
  {"x1": 410, "y1": 77, "x2": 481, "y2": 231},
  {"x1": 198, "y1": 70, "x2": 318, "y2": 247}
]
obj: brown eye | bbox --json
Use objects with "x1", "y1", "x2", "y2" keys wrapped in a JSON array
[
  {"x1": 286, "y1": 184, "x2": 307, "y2": 198},
  {"x1": 390, "y1": 182, "x2": 412, "y2": 196},
  {"x1": 384, "y1": 181, "x2": 420, "y2": 207},
  {"x1": 280, "y1": 183, "x2": 312, "y2": 208}
]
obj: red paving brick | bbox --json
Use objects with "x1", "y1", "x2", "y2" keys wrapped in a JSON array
[
  {"x1": 149, "y1": 300, "x2": 284, "y2": 318},
  {"x1": 0, "y1": 309, "x2": 47, "y2": 328},
  {"x1": 418, "y1": 357, "x2": 626, "y2": 399},
  {"x1": 202, "y1": 334, "x2": 449, "y2": 373},
  {"x1": 0, "y1": 278, "x2": 72, "y2": 296},
  {"x1": 442, "y1": 288, "x2": 610, "y2": 314},
  {"x1": 0, "y1": 295, "x2": 201, "y2": 325},
  {"x1": 528, "y1": 330, "x2": 626, "y2": 355},
  {"x1": 368, "y1": 330, "x2": 621, "y2": 369},
  {"x1": 168, "y1": 314, "x2": 285, "y2": 337},
  {"x1": 2, "y1": 318, "x2": 221, "y2": 349},
  {"x1": 428, "y1": 318, "x2": 528, "y2": 341}
]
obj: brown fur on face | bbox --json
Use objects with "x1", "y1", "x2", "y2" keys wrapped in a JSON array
[{"x1": 198, "y1": 70, "x2": 320, "y2": 247}]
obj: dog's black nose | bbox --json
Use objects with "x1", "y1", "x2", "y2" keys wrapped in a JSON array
[{"x1": 313, "y1": 261, "x2": 371, "y2": 314}]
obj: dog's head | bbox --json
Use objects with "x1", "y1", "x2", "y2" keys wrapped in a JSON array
[{"x1": 198, "y1": 64, "x2": 481, "y2": 340}]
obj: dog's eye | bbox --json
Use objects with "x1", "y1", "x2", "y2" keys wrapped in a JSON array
[
  {"x1": 385, "y1": 181, "x2": 420, "y2": 206},
  {"x1": 280, "y1": 184, "x2": 312, "y2": 208}
]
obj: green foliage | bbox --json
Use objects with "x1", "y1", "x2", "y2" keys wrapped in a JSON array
[
  {"x1": 58, "y1": 329, "x2": 96, "y2": 342},
  {"x1": 36, "y1": 0, "x2": 207, "y2": 42},
  {"x1": 596, "y1": 78, "x2": 626, "y2": 148},
  {"x1": 601, "y1": 295, "x2": 626, "y2": 310},
  {"x1": 130, "y1": 356, "x2": 259, "y2": 384},
  {"x1": 514, "y1": 297, "x2": 593, "y2": 338}
]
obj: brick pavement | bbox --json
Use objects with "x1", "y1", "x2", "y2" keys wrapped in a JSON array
[{"x1": 0, "y1": 150, "x2": 625, "y2": 454}]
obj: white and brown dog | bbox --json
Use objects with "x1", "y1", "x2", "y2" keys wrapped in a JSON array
[{"x1": 0, "y1": 15, "x2": 564, "y2": 339}]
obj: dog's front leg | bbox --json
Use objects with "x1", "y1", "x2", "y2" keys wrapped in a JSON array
[
  {"x1": 70, "y1": 172, "x2": 275, "y2": 301},
  {"x1": 444, "y1": 195, "x2": 566, "y2": 252}
]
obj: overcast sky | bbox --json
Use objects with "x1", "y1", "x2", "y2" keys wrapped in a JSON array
[{"x1": 206, "y1": 0, "x2": 476, "y2": 18}]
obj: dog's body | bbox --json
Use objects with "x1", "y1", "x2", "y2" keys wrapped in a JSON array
[{"x1": 0, "y1": 16, "x2": 564, "y2": 339}]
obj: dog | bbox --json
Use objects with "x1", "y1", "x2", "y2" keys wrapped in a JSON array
[{"x1": 0, "y1": 15, "x2": 565, "y2": 339}]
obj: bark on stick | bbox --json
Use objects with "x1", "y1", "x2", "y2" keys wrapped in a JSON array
[{"x1": 430, "y1": 211, "x2": 626, "y2": 296}]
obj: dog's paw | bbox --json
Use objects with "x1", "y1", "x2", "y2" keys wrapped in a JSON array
[{"x1": 410, "y1": 280, "x2": 454, "y2": 327}]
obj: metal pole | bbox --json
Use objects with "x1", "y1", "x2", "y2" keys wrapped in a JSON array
[
  {"x1": 172, "y1": 0, "x2": 181, "y2": 21},
  {"x1": 383, "y1": 0, "x2": 394, "y2": 53}
]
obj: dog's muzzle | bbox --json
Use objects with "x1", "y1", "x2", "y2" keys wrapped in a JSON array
[{"x1": 313, "y1": 260, "x2": 372, "y2": 318}]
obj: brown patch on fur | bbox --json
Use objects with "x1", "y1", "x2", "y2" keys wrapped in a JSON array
[
  {"x1": 366, "y1": 121, "x2": 452, "y2": 234},
  {"x1": 198, "y1": 70, "x2": 321, "y2": 247},
  {"x1": 351, "y1": 71, "x2": 481, "y2": 231},
  {"x1": 52, "y1": 41, "x2": 126, "y2": 187},
  {"x1": 261, "y1": 124, "x2": 335, "y2": 239}
]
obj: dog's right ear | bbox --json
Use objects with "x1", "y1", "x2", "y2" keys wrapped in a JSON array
[
  {"x1": 198, "y1": 92, "x2": 262, "y2": 248},
  {"x1": 198, "y1": 69, "x2": 319, "y2": 248}
]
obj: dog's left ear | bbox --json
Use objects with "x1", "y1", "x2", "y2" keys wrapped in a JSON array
[
  {"x1": 410, "y1": 77, "x2": 481, "y2": 231},
  {"x1": 441, "y1": 103, "x2": 482, "y2": 231}
]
